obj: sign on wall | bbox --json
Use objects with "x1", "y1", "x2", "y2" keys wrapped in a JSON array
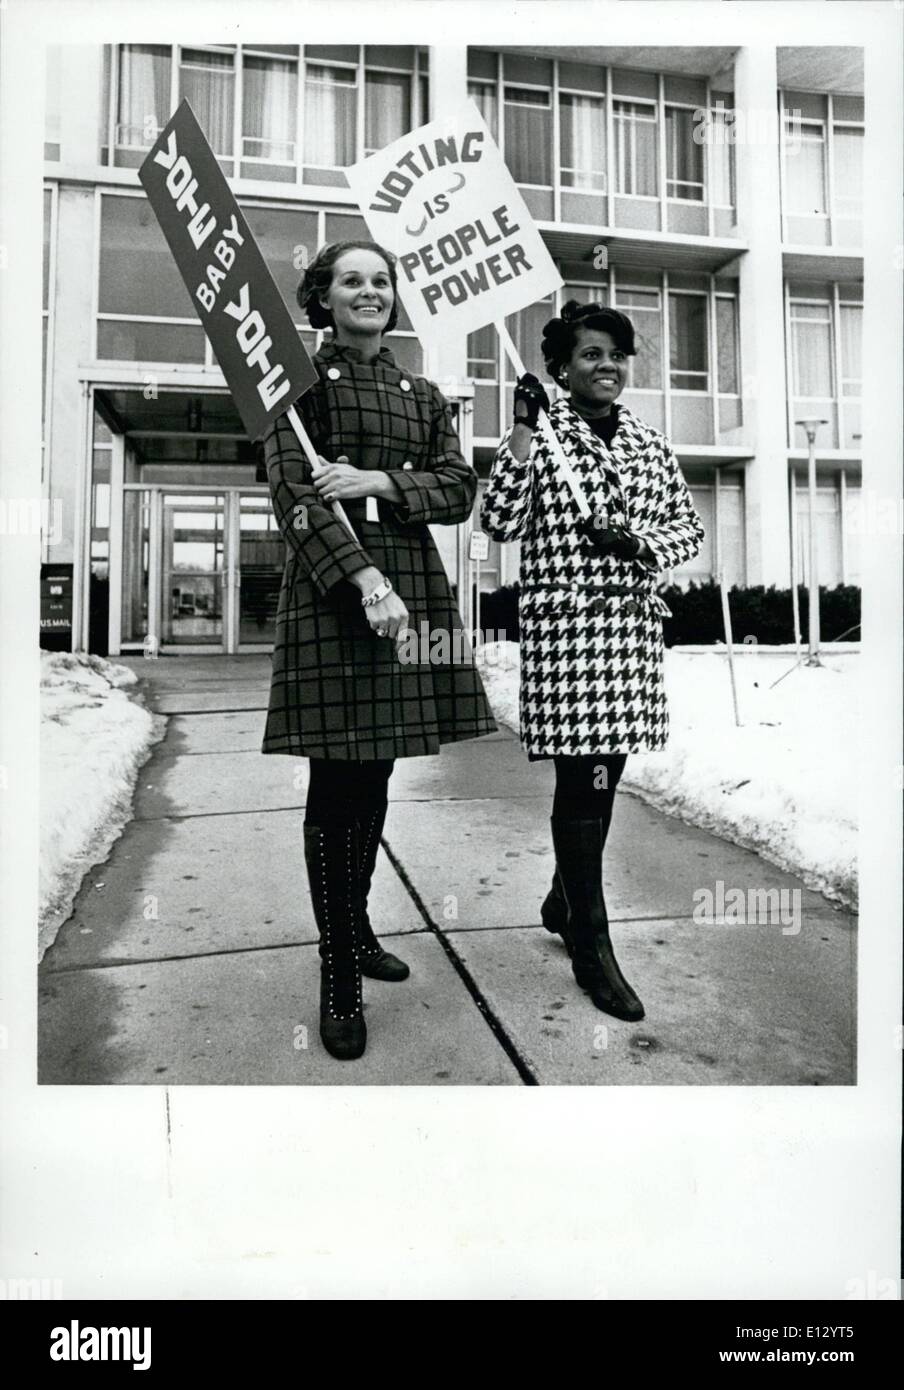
[
  {"x1": 138, "y1": 101, "x2": 318, "y2": 442},
  {"x1": 346, "y1": 100, "x2": 564, "y2": 343}
]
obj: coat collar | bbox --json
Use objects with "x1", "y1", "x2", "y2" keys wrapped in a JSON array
[{"x1": 315, "y1": 338, "x2": 398, "y2": 368}]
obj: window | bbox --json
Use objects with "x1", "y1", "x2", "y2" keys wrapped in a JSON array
[
  {"x1": 242, "y1": 52, "x2": 298, "y2": 167},
  {"x1": 43, "y1": 189, "x2": 53, "y2": 425},
  {"x1": 839, "y1": 304, "x2": 862, "y2": 397},
  {"x1": 559, "y1": 92, "x2": 606, "y2": 191},
  {"x1": 708, "y1": 105, "x2": 735, "y2": 207},
  {"x1": 833, "y1": 126, "x2": 863, "y2": 221},
  {"x1": 665, "y1": 106, "x2": 704, "y2": 200},
  {"x1": 504, "y1": 86, "x2": 552, "y2": 186},
  {"x1": 614, "y1": 101, "x2": 658, "y2": 196},
  {"x1": 785, "y1": 119, "x2": 827, "y2": 215},
  {"x1": 468, "y1": 80, "x2": 498, "y2": 139},
  {"x1": 615, "y1": 289, "x2": 662, "y2": 389},
  {"x1": 715, "y1": 297, "x2": 739, "y2": 393},
  {"x1": 116, "y1": 44, "x2": 171, "y2": 153},
  {"x1": 180, "y1": 49, "x2": 235, "y2": 164},
  {"x1": 790, "y1": 302, "x2": 833, "y2": 398},
  {"x1": 467, "y1": 325, "x2": 498, "y2": 381},
  {"x1": 304, "y1": 64, "x2": 357, "y2": 168},
  {"x1": 365, "y1": 70, "x2": 412, "y2": 154},
  {"x1": 669, "y1": 294, "x2": 708, "y2": 391}
]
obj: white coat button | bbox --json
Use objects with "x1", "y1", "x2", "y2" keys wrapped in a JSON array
[
  {"x1": 402, "y1": 461, "x2": 414, "y2": 471},
  {"x1": 327, "y1": 367, "x2": 341, "y2": 380},
  {"x1": 400, "y1": 379, "x2": 411, "y2": 391}
]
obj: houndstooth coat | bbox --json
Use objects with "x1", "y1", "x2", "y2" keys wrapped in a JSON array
[
  {"x1": 262, "y1": 339, "x2": 496, "y2": 759},
  {"x1": 481, "y1": 398, "x2": 704, "y2": 757}
]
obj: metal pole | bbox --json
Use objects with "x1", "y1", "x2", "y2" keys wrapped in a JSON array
[{"x1": 797, "y1": 418, "x2": 826, "y2": 666}]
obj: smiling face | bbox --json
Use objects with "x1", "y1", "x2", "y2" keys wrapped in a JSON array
[
  {"x1": 321, "y1": 247, "x2": 395, "y2": 343},
  {"x1": 557, "y1": 326, "x2": 629, "y2": 415}
]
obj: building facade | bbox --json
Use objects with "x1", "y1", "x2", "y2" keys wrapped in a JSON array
[{"x1": 41, "y1": 42, "x2": 863, "y2": 655}]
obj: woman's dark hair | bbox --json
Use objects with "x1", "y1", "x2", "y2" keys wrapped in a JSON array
[
  {"x1": 296, "y1": 240, "x2": 400, "y2": 333},
  {"x1": 541, "y1": 300, "x2": 637, "y2": 385}
]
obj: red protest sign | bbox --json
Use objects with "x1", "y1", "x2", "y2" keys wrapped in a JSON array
[{"x1": 138, "y1": 100, "x2": 317, "y2": 441}]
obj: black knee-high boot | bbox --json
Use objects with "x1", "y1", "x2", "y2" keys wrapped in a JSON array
[
  {"x1": 356, "y1": 804, "x2": 410, "y2": 982},
  {"x1": 303, "y1": 822, "x2": 366, "y2": 1060},
  {"x1": 550, "y1": 818, "x2": 644, "y2": 1022},
  {"x1": 540, "y1": 857, "x2": 572, "y2": 953}
]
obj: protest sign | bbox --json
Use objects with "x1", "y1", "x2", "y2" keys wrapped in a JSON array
[
  {"x1": 347, "y1": 102, "x2": 592, "y2": 519},
  {"x1": 138, "y1": 101, "x2": 358, "y2": 537}
]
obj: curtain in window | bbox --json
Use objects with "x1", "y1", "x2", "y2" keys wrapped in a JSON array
[
  {"x1": 181, "y1": 50, "x2": 234, "y2": 156},
  {"x1": 304, "y1": 66, "x2": 356, "y2": 166},
  {"x1": 467, "y1": 324, "x2": 498, "y2": 380},
  {"x1": 791, "y1": 305, "x2": 832, "y2": 396},
  {"x1": 504, "y1": 299, "x2": 553, "y2": 381},
  {"x1": 833, "y1": 128, "x2": 863, "y2": 217},
  {"x1": 468, "y1": 81, "x2": 497, "y2": 140},
  {"x1": 559, "y1": 94, "x2": 605, "y2": 190},
  {"x1": 243, "y1": 56, "x2": 297, "y2": 162},
  {"x1": 616, "y1": 290, "x2": 661, "y2": 389},
  {"x1": 715, "y1": 297, "x2": 739, "y2": 393},
  {"x1": 504, "y1": 88, "x2": 552, "y2": 185},
  {"x1": 786, "y1": 126, "x2": 826, "y2": 213},
  {"x1": 839, "y1": 305, "x2": 862, "y2": 395},
  {"x1": 614, "y1": 102, "x2": 657, "y2": 196},
  {"x1": 665, "y1": 107, "x2": 703, "y2": 200},
  {"x1": 118, "y1": 44, "x2": 171, "y2": 146},
  {"x1": 365, "y1": 71, "x2": 410, "y2": 153},
  {"x1": 669, "y1": 294, "x2": 708, "y2": 390}
]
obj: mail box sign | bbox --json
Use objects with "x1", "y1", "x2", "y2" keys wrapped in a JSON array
[
  {"x1": 346, "y1": 100, "x2": 564, "y2": 343},
  {"x1": 138, "y1": 100, "x2": 318, "y2": 441},
  {"x1": 41, "y1": 563, "x2": 74, "y2": 634}
]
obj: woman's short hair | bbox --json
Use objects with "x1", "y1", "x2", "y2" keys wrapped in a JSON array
[
  {"x1": 541, "y1": 300, "x2": 637, "y2": 385},
  {"x1": 296, "y1": 240, "x2": 400, "y2": 333}
]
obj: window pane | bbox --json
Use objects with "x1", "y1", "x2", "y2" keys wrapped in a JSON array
[
  {"x1": 365, "y1": 70, "x2": 410, "y2": 152},
  {"x1": 99, "y1": 195, "x2": 196, "y2": 317},
  {"x1": 833, "y1": 127, "x2": 863, "y2": 217},
  {"x1": 243, "y1": 55, "x2": 297, "y2": 162},
  {"x1": 97, "y1": 320, "x2": 206, "y2": 363},
  {"x1": 785, "y1": 125, "x2": 826, "y2": 213},
  {"x1": 503, "y1": 297, "x2": 554, "y2": 381},
  {"x1": 117, "y1": 44, "x2": 172, "y2": 148},
  {"x1": 709, "y1": 109, "x2": 735, "y2": 206},
  {"x1": 242, "y1": 206, "x2": 318, "y2": 318},
  {"x1": 791, "y1": 309, "x2": 832, "y2": 396},
  {"x1": 304, "y1": 65, "x2": 357, "y2": 166},
  {"x1": 669, "y1": 294, "x2": 708, "y2": 389},
  {"x1": 43, "y1": 190, "x2": 52, "y2": 309},
  {"x1": 840, "y1": 305, "x2": 862, "y2": 395},
  {"x1": 504, "y1": 88, "x2": 551, "y2": 185},
  {"x1": 665, "y1": 106, "x2": 704, "y2": 200},
  {"x1": 468, "y1": 81, "x2": 497, "y2": 140},
  {"x1": 716, "y1": 297, "x2": 738, "y2": 393},
  {"x1": 614, "y1": 102, "x2": 657, "y2": 196},
  {"x1": 180, "y1": 49, "x2": 235, "y2": 157},
  {"x1": 467, "y1": 324, "x2": 498, "y2": 380},
  {"x1": 616, "y1": 289, "x2": 661, "y2": 389},
  {"x1": 559, "y1": 93, "x2": 605, "y2": 190}
]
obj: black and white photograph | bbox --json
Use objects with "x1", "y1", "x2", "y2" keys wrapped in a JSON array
[{"x1": 1, "y1": 0, "x2": 900, "y2": 1314}]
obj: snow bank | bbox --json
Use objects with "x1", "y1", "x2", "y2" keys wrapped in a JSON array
[
  {"x1": 39, "y1": 651, "x2": 163, "y2": 957},
  {"x1": 475, "y1": 641, "x2": 858, "y2": 908}
]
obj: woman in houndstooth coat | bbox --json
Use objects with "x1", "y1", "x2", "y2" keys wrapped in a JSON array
[
  {"x1": 481, "y1": 300, "x2": 704, "y2": 1024},
  {"x1": 262, "y1": 240, "x2": 495, "y2": 1061}
]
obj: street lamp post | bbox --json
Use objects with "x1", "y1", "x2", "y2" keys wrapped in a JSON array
[{"x1": 796, "y1": 417, "x2": 828, "y2": 666}]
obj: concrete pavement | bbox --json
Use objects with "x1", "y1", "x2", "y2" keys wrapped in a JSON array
[{"x1": 39, "y1": 655, "x2": 857, "y2": 1085}]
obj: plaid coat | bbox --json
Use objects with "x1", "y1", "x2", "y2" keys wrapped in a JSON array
[
  {"x1": 261, "y1": 339, "x2": 496, "y2": 759},
  {"x1": 481, "y1": 399, "x2": 704, "y2": 757}
]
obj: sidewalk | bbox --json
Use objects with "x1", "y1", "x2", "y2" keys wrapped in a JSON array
[{"x1": 38, "y1": 656, "x2": 857, "y2": 1085}]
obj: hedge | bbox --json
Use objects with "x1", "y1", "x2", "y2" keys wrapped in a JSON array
[{"x1": 478, "y1": 581, "x2": 861, "y2": 647}]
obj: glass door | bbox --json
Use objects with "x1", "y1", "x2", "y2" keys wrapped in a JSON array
[
  {"x1": 160, "y1": 492, "x2": 227, "y2": 649},
  {"x1": 235, "y1": 493, "x2": 283, "y2": 650}
]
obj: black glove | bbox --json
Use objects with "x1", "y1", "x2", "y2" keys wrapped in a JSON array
[
  {"x1": 577, "y1": 515, "x2": 641, "y2": 560},
  {"x1": 513, "y1": 372, "x2": 550, "y2": 431}
]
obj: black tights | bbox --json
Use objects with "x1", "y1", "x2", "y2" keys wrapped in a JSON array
[
  {"x1": 552, "y1": 754, "x2": 628, "y2": 837},
  {"x1": 304, "y1": 758, "x2": 395, "y2": 827}
]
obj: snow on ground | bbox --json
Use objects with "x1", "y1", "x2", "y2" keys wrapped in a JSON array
[
  {"x1": 475, "y1": 641, "x2": 858, "y2": 908},
  {"x1": 39, "y1": 651, "x2": 164, "y2": 958}
]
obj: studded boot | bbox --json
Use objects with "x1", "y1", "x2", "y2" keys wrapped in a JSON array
[
  {"x1": 356, "y1": 804, "x2": 410, "y2": 982},
  {"x1": 303, "y1": 822, "x2": 366, "y2": 1060},
  {"x1": 550, "y1": 817, "x2": 645, "y2": 1023}
]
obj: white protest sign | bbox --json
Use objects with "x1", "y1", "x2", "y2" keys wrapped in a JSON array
[{"x1": 346, "y1": 100, "x2": 563, "y2": 343}]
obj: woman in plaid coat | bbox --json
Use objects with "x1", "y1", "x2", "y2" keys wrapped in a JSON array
[
  {"x1": 481, "y1": 301, "x2": 704, "y2": 1024},
  {"x1": 262, "y1": 240, "x2": 495, "y2": 1060}
]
